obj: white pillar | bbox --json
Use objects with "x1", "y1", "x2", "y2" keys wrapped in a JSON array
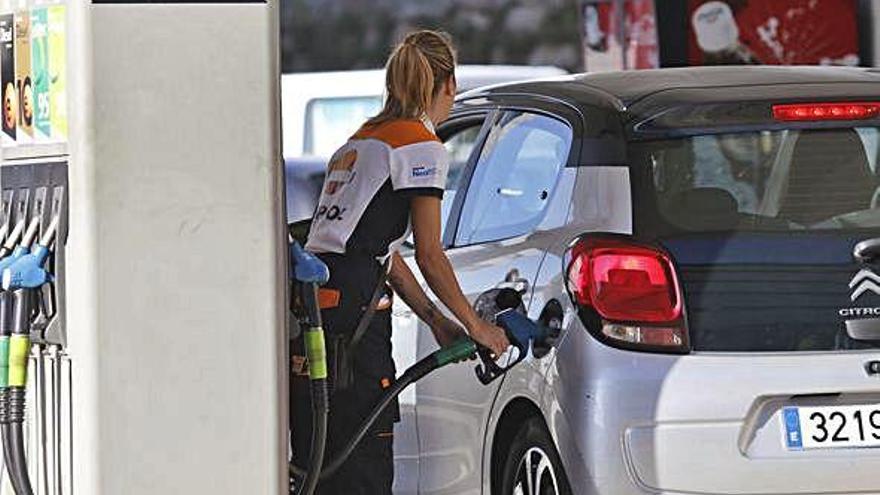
[{"x1": 69, "y1": 2, "x2": 286, "y2": 494}]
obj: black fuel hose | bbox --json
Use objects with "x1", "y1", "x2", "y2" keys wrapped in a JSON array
[
  {"x1": 4, "y1": 289, "x2": 33, "y2": 495},
  {"x1": 0, "y1": 424, "x2": 24, "y2": 495},
  {"x1": 0, "y1": 290, "x2": 21, "y2": 494},
  {"x1": 296, "y1": 379, "x2": 327, "y2": 495},
  {"x1": 0, "y1": 228, "x2": 18, "y2": 489},
  {"x1": 290, "y1": 338, "x2": 476, "y2": 482},
  {"x1": 2, "y1": 394, "x2": 31, "y2": 495},
  {"x1": 294, "y1": 283, "x2": 329, "y2": 495},
  {"x1": 0, "y1": 394, "x2": 25, "y2": 493}
]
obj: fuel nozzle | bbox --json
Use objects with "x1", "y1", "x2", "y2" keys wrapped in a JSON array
[
  {"x1": 474, "y1": 309, "x2": 551, "y2": 385},
  {"x1": 0, "y1": 214, "x2": 58, "y2": 402},
  {"x1": 0, "y1": 216, "x2": 44, "y2": 389},
  {"x1": 0, "y1": 216, "x2": 57, "y2": 292},
  {"x1": 290, "y1": 241, "x2": 329, "y2": 325},
  {"x1": 0, "y1": 217, "x2": 41, "y2": 278}
]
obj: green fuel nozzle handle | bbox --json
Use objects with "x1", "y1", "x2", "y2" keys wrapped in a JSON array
[{"x1": 435, "y1": 338, "x2": 478, "y2": 366}]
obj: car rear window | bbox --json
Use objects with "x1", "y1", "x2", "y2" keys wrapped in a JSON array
[{"x1": 632, "y1": 127, "x2": 880, "y2": 352}]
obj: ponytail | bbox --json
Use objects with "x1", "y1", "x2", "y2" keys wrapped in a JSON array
[{"x1": 367, "y1": 30, "x2": 456, "y2": 126}]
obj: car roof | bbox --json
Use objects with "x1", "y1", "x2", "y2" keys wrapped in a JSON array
[{"x1": 461, "y1": 66, "x2": 880, "y2": 119}]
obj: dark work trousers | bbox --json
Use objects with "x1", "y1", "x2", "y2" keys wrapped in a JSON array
[{"x1": 292, "y1": 253, "x2": 399, "y2": 495}]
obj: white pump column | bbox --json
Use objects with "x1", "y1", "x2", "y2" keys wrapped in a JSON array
[{"x1": 66, "y1": 1, "x2": 286, "y2": 494}]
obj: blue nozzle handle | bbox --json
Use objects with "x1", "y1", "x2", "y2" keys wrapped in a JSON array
[
  {"x1": 2, "y1": 245, "x2": 52, "y2": 291},
  {"x1": 496, "y1": 309, "x2": 548, "y2": 349},
  {"x1": 474, "y1": 309, "x2": 549, "y2": 386},
  {"x1": 290, "y1": 241, "x2": 330, "y2": 285},
  {"x1": 0, "y1": 246, "x2": 32, "y2": 278}
]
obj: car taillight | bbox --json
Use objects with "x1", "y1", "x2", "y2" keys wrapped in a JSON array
[
  {"x1": 566, "y1": 237, "x2": 688, "y2": 352},
  {"x1": 772, "y1": 102, "x2": 880, "y2": 122}
]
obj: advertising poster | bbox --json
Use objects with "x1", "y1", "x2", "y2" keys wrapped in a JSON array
[
  {"x1": 47, "y1": 5, "x2": 65, "y2": 140},
  {"x1": 0, "y1": 14, "x2": 15, "y2": 143},
  {"x1": 14, "y1": 10, "x2": 32, "y2": 140},
  {"x1": 688, "y1": 0, "x2": 860, "y2": 66},
  {"x1": 31, "y1": 8, "x2": 50, "y2": 139},
  {"x1": 582, "y1": 0, "x2": 624, "y2": 72},
  {"x1": 581, "y1": 0, "x2": 658, "y2": 72},
  {"x1": 624, "y1": 0, "x2": 658, "y2": 70}
]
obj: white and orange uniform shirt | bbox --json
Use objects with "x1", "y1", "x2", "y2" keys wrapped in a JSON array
[{"x1": 306, "y1": 117, "x2": 450, "y2": 260}]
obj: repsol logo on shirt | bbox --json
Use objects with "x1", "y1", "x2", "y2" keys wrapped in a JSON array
[{"x1": 315, "y1": 205, "x2": 345, "y2": 221}]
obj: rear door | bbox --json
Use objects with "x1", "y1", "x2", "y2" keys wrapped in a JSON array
[
  {"x1": 414, "y1": 107, "x2": 576, "y2": 494},
  {"x1": 625, "y1": 123, "x2": 880, "y2": 494}
]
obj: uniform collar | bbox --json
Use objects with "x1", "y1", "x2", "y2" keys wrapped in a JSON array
[{"x1": 420, "y1": 114, "x2": 436, "y2": 135}]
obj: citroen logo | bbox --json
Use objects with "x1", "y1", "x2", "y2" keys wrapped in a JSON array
[{"x1": 850, "y1": 269, "x2": 880, "y2": 301}]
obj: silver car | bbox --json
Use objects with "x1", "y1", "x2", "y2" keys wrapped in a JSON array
[{"x1": 388, "y1": 66, "x2": 880, "y2": 495}]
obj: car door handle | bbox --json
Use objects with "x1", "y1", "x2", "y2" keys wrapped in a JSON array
[
  {"x1": 496, "y1": 268, "x2": 529, "y2": 294},
  {"x1": 497, "y1": 187, "x2": 523, "y2": 197}
]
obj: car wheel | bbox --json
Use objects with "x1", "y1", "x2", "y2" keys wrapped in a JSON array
[{"x1": 500, "y1": 417, "x2": 572, "y2": 495}]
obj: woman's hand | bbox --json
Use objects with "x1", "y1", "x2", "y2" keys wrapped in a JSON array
[{"x1": 467, "y1": 318, "x2": 510, "y2": 357}]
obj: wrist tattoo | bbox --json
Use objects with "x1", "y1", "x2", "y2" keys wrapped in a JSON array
[{"x1": 423, "y1": 301, "x2": 442, "y2": 325}]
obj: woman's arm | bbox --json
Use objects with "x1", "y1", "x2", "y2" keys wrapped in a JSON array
[
  {"x1": 409, "y1": 195, "x2": 509, "y2": 356},
  {"x1": 388, "y1": 251, "x2": 468, "y2": 347}
]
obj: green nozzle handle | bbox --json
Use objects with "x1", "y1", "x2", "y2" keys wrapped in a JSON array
[{"x1": 435, "y1": 338, "x2": 477, "y2": 366}]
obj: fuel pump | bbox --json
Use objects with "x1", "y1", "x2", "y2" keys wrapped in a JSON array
[{"x1": 0, "y1": 0, "x2": 281, "y2": 492}]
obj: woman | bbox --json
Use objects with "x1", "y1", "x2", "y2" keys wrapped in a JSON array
[{"x1": 293, "y1": 30, "x2": 510, "y2": 494}]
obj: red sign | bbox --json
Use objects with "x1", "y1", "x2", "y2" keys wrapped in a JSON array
[
  {"x1": 582, "y1": 0, "x2": 659, "y2": 72},
  {"x1": 688, "y1": 0, "x2": 860, "y2": 66}
]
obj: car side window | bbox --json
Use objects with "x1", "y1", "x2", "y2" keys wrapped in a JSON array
[
  {"x1": 440, "y1": 121, "x2": 484, "y2": 234},
  {"x1": 455, "y1": 111, "x2": 571, "y2": 245},
  {"x1": 400, "y1": 117, "x2": 486, "y2": 253}
]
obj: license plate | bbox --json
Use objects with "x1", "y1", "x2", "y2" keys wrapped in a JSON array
[{"x1": 783, "y1": 404, "x2": 880, "y2": 450}]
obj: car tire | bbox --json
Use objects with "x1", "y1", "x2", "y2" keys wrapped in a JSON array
[{"x1": 499, "y1": 417, "x2": 572, "y2": 495}]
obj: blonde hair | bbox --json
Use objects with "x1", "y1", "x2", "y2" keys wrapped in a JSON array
[{"x1": 367, "y1": 30, "x2": 457, "y2": 126}]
